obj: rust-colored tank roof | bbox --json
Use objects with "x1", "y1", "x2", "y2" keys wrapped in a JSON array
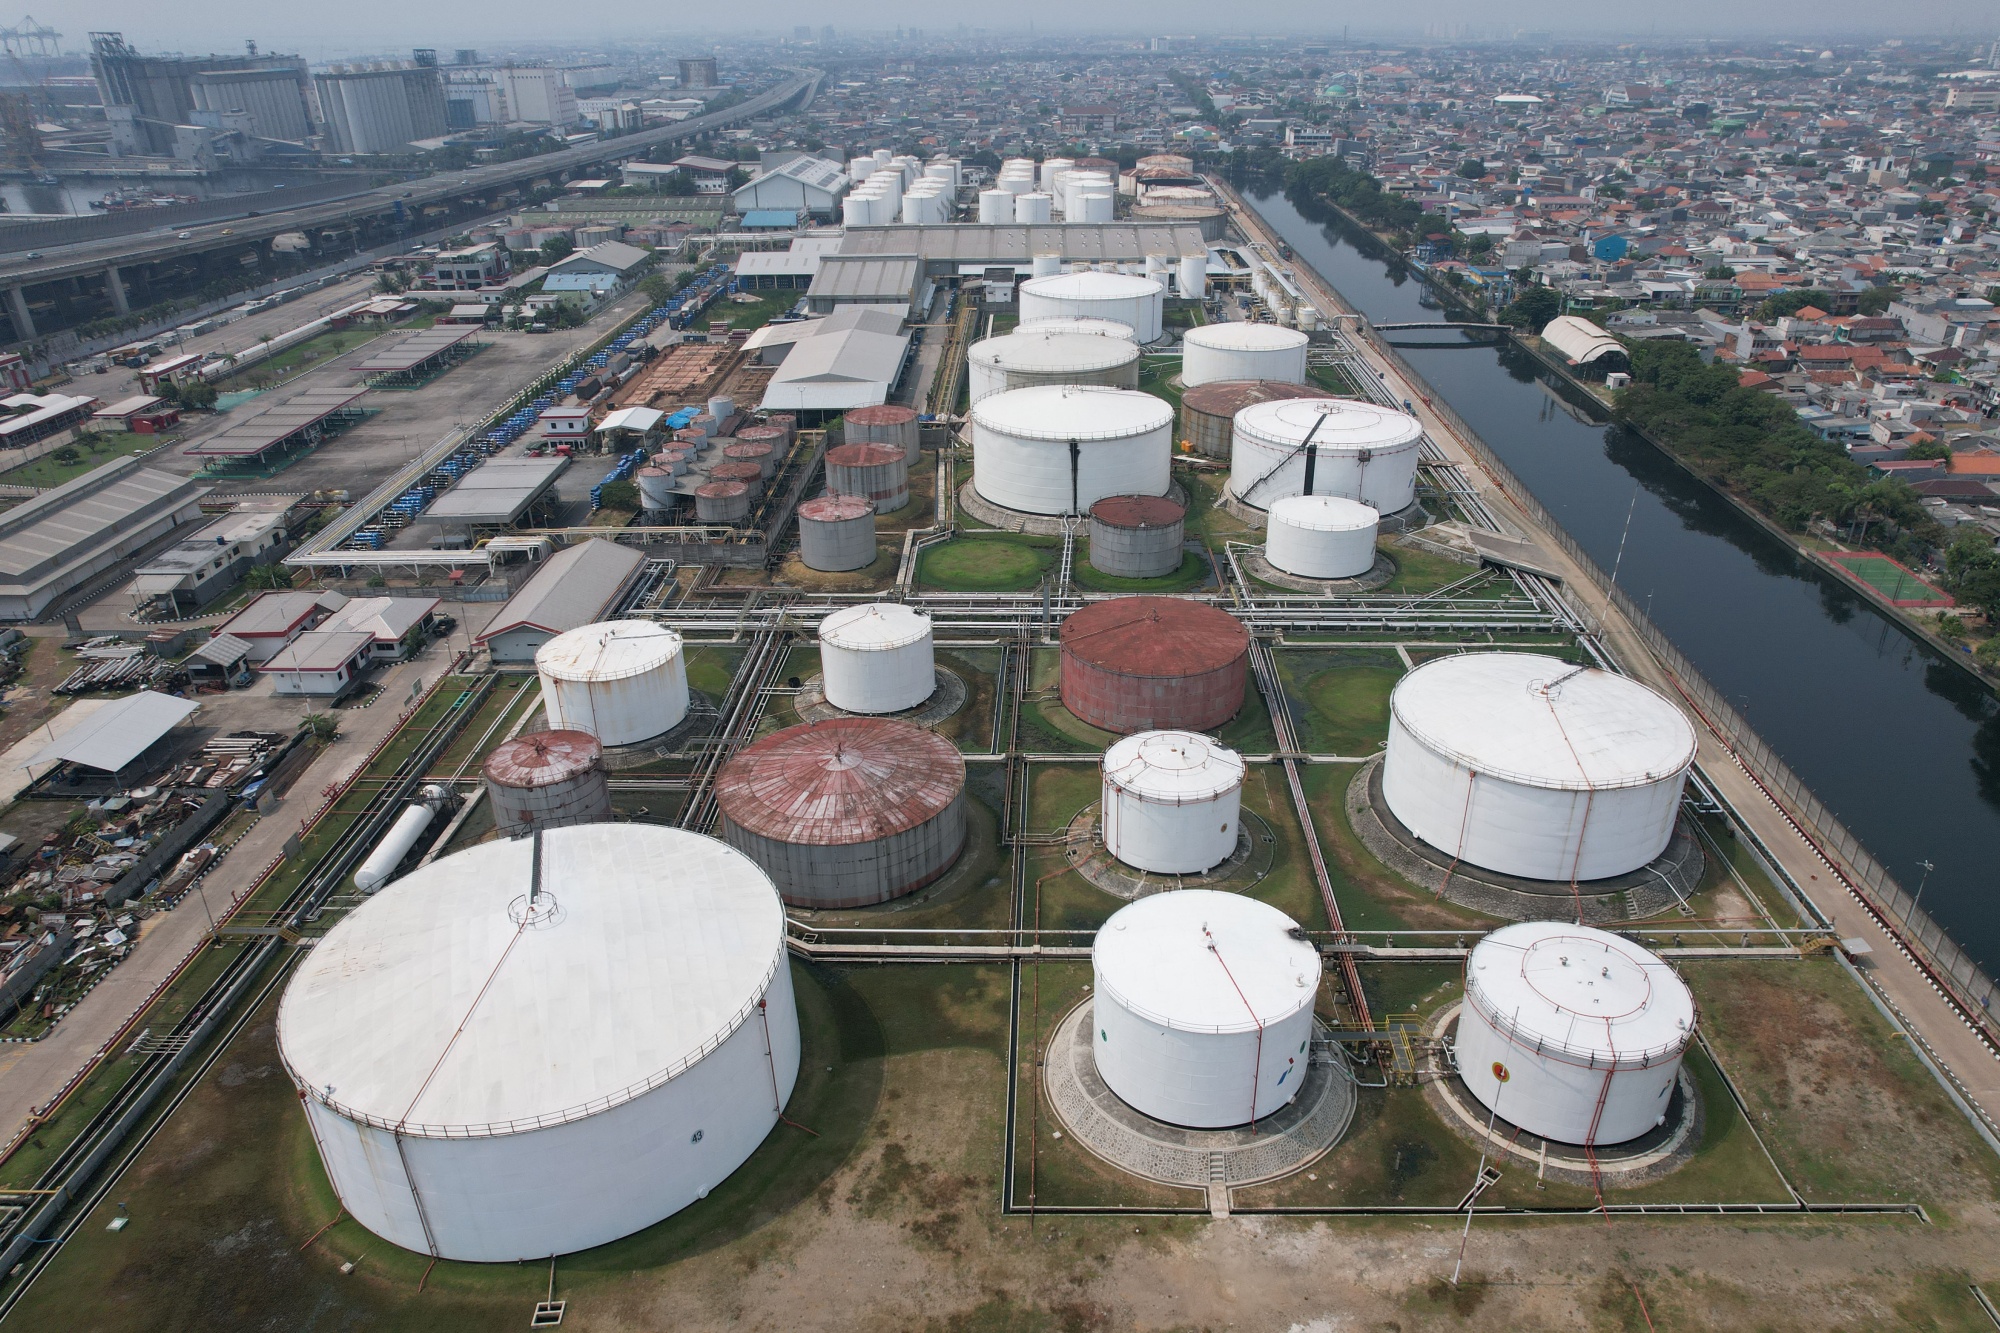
[
  {"x1": 799, "y1": 494, "x2": 875, "y2": 522},
  {"x1": 846, "y1": 404, "x2": 920, "y2": 425},
  {"x1": 695, "y1": 480, "x2": 748, "y2": 498},
  {"x1": 710, "y1": 461, "x2": 763, "y2": 483},
  {"x1": 735, "y1": 425, "x2": 786, "y2": 443},
  {"x1": 716, "y1": 718, "x2": 965, "y2": 845},
  {"x1": 827, "y1": 442, "x2": 904, "y2": 468},
  {"x1": 1180, "y1": 380, "x2": 1337, "y2": 418},
  {"x1": 1091, "y1": 495, "x2": 1186, "y2": 529},
  {"x1": 482, "y1": 730, "x2": 603, "y2": 788},
  {"x1": 724, "y1": 441, "x2": 773, "y2": 459},
  {"x1": 1061, "y1": 596, "x2": 1248, "y2": 677}
]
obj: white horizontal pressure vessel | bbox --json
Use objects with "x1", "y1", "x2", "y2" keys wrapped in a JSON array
[
  {"x1": 971, "y1": 385, "x2": 1173, "y2": 515},
  {"x1": 1101, "y1": 731, "x2": 1246, "y2": 874},
  {"x1": 353, "y1": 801, "x2": 437, "y2": 893},
  {"x1": 1264, "y1": 494, "x2": 1379, "y2": 579},
  {"x1": 817, "y1": 602, "x2": 935, "y2": 714}
]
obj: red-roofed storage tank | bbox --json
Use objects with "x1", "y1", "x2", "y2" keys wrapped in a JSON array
[
  {"x1": 1059, "y1": 596, "x2": 1250, "y2": 734},
  {"x1": 481, "y1": 730, "x2": 612, "y2": 836}
]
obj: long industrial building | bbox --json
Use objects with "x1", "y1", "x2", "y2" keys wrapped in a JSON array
[{"x1": 0, "y1": 457, "x2": 212, "y2": 621}]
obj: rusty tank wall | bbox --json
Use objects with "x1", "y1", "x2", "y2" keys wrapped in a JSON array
[{"x1": 719, "y1": 791, "x2": 966, "y2": 909}]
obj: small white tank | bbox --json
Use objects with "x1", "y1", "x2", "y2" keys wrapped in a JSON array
[
  {"x1": 1014, "y1": 192, "x2": 1053, "y2": 224},
  {"x1": 1179, "y1": 253, "x2": 1208, "y2": 300},
  {"x1": 1031, "y1": 253, "x2": 1062, "y2": 278},
  {"x1": 535, "y1": 620, "x2": 690, "y2": 747},
  {"x1": 1265, "y1": 494, "x2": 1379, "y2": 579},
  {"x1": 1101, "y1": 731, "x2": 1246, "y2": 874},
  {"x1": 978, "y1": 189, "x2": 1011, "y2": 224},
  {"x1": 818, "y1": 602, "x2": 935, "y2": 714}
]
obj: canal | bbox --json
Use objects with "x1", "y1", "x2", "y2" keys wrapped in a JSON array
[{"x1": 1244, "y1": 183, "x2": 2000, "y2": 972}]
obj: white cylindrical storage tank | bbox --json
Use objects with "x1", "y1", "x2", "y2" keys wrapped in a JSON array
[
  {"x1": 1031, "y1": 252, "x2": 1062, "y2": 278},
  {"x1": 1456, "y1": 922, "x2": 1696, "y2": 1145},
  {"x1": 353, "y1": 799, "x2": 438, "y2": 893},
  {"x1": 1019, "y1": 271, "x2": 1164, "y2": 344},
  {"x1": 966, "y1": 329, "x2": 1142, "y2": 403},
  {"x1": 535, "y1": 619, "x2": 690, "y2": 748},
  {"x1": 1265, "y1": 494, "x2": 1379, "y2": 579},
  {"x1": 1092, "y1": 889, "x2": 1320, "y2": 1128},
  {"x1": 1226, "y1": 398, "x2": 1424, "y2": 513},
  {"x1": 482, "y1": 730, "x2": 612, "y2": 836},
  {"x1": 1179, "y1": 253, "x2": 1208, "y2": 300},
  {"x1": 825, "y1": 442, "x2": 908, "y2": 513},
  {"x1": 818, "y1": 602, "x2": 935, "y2": 714},
  {"x1": 707, "y1": 395, "x2": 735, "y2": 423},
  {"x1": 1013, "y1": 192, "x2": 1053, "y2": 224},
  {"x1": 971, "y1": 385, "x2": 1173, "y2": 515},
  {"x1": 278, "y1": 825, "x2": 798, "y2": 1262},
  {"x1": 1101, "y1": 731, "x2": 1245, "y2": 874},
  {"x1": 1040, "y1": 157, "x2": 1074, "y2": 193},
  {"x1": 1074, "y1": 190, "x2": 1115, "y2": 223},
  {"x1": 840, "y1": 192, "x2": 874, "y2": 228},
  {"x1": 1383, "y1": 654, "x2": 1698, "y2": 882},
  {"x1": 637, "y1": 466, "x2": 677, "y2": 511},
  {"x1": 996, "y1": 171, "x2": 1033, "y2": 196},
  {"x1": 1182, "y1": 323, "x2": 1309, "y2": 388},
  {"x1": 797, "y1": 493, "x2": 877, "y2": 572},
  {"x1": 871, "y1": 148, "x2": 893, "y2": 168},
  {"x1": 1017, "y1": 315, "x2": 1136, "y2": 340},
  {"x1": 848, "y1": 157, "x2": 873, "y2": 182},
  {"x1": 978, "y1": 189, "x2": 1011, "y2": 224},
  {"x1": 1145, "y1": 253, "x2": 1171, "y2": 283}
]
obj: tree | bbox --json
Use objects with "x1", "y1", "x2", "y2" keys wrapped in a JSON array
[
  {"x1": 1857, "y1": 287, "x2": 1900, "y2": 316},
  {"x1": 1456, "y1": 158, "x2": 1485, "y2": 179},
  {"x1": 245, "y1": 563, "x2": 291, "y2": 591},
  {"x1": 1500, "y1": 285, "x2": 1562, "y2": 333},
  {"x1": 1755, "y1": 288, "x2": 1833, "y2": 322},
  {"x1": 1946, "y1": 530, "x2": 2000, "y2": 622},
  {"x1": 639, "y1": 273, "x2": 674, "y2": 304},
  {"x1": 1704, "y1": 264, "x2": 1737, "y2": 280},
  {"x1": 539, "y1": 237, "x2": 575, "y2": 263},
  {"x1": 597, "y1": 479, "x2": 639, "y2": 511}
]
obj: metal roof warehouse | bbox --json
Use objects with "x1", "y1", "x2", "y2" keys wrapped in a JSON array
[
  {"x1": 183, "y1": 385, "x2": 370, "y2": 463},
  {"x1": 425, "y1": 457, "x2": 571, "y2": 530},
  {"x1": 0, "y1": 457, "x2": 211, "y2": 620}
]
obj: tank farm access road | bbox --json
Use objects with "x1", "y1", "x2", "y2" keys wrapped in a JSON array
[{"x1": 1220, "y1": 174, "x2": 2000, "y2": 1149}]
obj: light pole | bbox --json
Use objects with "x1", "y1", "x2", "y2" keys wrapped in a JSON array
[{"x1": 1906, "y1": 859, "x2": 1936, "y2": 924}]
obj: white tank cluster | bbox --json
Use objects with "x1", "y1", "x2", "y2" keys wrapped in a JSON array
[
  {"x1": 1265, "y1": 494, "x2": 1380, "y2": 580},
  {"x1": 1383, "y1": 654, "x2": 1698, "y2": 882},
  {"x1": 278, "y1": 824, "x2": 798, "y2": 1261},
  {"x1": 1092, "y1": 889, "x2": 1320, "y2": 1128},
  {"x1": 1019, "y1": 271, "x2": 1165, "y2": 344},
  {"x1": 971, "y1": 385, "x2": 1173, "y2": 516},
  {"x1": 967, "y1": 328, "x2": 1141, "y2": 403},
  {"x1": 1227, "y1": 398, "x2": 1424, "y2": 515},
  {"x1": 817, "y1": 602, "x2": 936, "y2": 714},
  {"x1": 1101, "y1": 732, "x2": 1247, "y2": 875},
  {"x1": 535, "y1": 619, "x2": 690, "y2": 747},
  {"x1": 1181, "y1": 323, "x2": 1309, "y2": 388},
  {"x1": 1456, "y1": 922, "x2": 1696, "y2": 1144}
]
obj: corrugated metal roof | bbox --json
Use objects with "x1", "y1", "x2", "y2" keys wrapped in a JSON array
[
  {"x1": 477, "y1": 539, "x2": 646, "y2": 643},
  {"x1": 30, "y1": 690, "x2": 199, "y2": 773},
  {"x1": 0, "y1": 458, "x2": 210, "y2": 582},
  {"x1": 715, "y1": 718, "x2": 964, "y2": 845},
  {"x1": 1060, "y1": 596, "x2": 1248, "y2": 677}
]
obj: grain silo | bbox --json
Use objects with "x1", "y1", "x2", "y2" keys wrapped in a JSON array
[
  {"x1": 967, "y1": 329, "x2": 1142, "y2": 403},
  {"x1": 716, "y1": 717, "x2": 967, "y2": 908},
  {"x1": 971, "y1": 385, "x2": 1172, "y2": 516},
  {"x1": 1383, "y1": 654, "x2": 1697, "y2": 882},
  {"x1": 482, "y1": 730, "x2": 613, "y2": 836},
  {"x1": 1227, "y1": 398, "x2": 1424, "y2": 514},
  {"x1": 797, "y1": 493, "x2": 877, "y2": 572},
  {"x1": 842, "y1": 404, "x2": 922, "y2": 464},
  {"x1": 1087, "y1": 495, "x2": 1186, "y2": 579},
  {"x1": 276, "y1": 824, "x2": 798, "y2": 1261},
  {"x1": 536, "y1": 620, "x2": 690, "y2": 747},
  {"x1": 825, "y1": 442, "x2": 909, "y2": 514},
  {"x1": 818, "y1": 601, "x2": 935, "y2": 714},
  {"x1": 1060, "y1": 596, "x2": 1249, "y2": 734},
  {"x1": 694, "y1": 479, "x2": 751, "y2": 523},
  {"x1": 1019, "y1": 271, "x2": 1165, "y2": 343},
  {"x1": 1178, "y1": 381, "x2": 1336, "y2": 460},
  {"x1": 1092, "y1": 889, "x2": 1320, "y2": 1128},
  {"x1": 1101, "y1": 731, "x2": 1246, "y2": 874},
  {"x1": 1181, "y1": 323, "x2": 1309, "y2": 388},
  {"x1": 1456, "y1": 921, "x2": 1696, "y2": 1144},
  {"x1": 1265, "y1": 494, "x2": 1379, "y2": 579}
]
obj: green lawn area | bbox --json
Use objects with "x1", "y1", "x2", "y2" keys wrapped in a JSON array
[
  {"x1": 214, "y1": 327, "x2": 383, "y2": 387},
  {"x1": 0, "y1": 432, "x2": 154, "y2": 487},
  {"x1": 1136, "y1": 356, "x2": 1185, "y2": 415},
  {"x1": 712, "y1": 291, "x2": 797, "y2": 330},
  {"x1": 1071, "y1": 547, "x2": 1212, "y2": 593},
  {"x1": 1277, "y1": 648, "x2": 1404, "y2": 755},
  {"x1": 917, "y1": 535, "x2": 1053, "y2": 591},
  {"x1": 1308, "y1": 362, "x2": 1367, "y2": 397}
]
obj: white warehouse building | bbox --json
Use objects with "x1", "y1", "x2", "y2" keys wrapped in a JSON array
[{"x1": 732, "y1": 155, "x2": 851, "y2": 219}]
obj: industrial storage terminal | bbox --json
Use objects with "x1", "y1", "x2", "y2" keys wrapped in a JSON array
[{"x1": 0, "y1": 28, "x2": 1994, "y2": 1333}]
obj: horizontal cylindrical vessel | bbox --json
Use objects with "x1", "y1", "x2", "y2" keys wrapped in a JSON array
[
  {"x1": 1101, "y1": 730, "x2": 1245, "y2": 874},
  {"x1": 716, "y1": 718, "x2": 966, "y2": 908},
  {"x1": 1059, "y1": 596, "x2": 1248, "y2": 734},
  {"x1": 843, "y1": 403, "x2": 921, "y2": 464},
  {"x1": 971, "y1": 385, "x2": 1172, "y2": 516},
  {"x1": 1226, "y1": 398, "x2": 1424, "y2": 513},
  {"x1": 278, "y1": 825, "x2": 797, "y2": 1262},
  {"x1": 1181, "y1": 323, "x2": 1309, "y2": 388},
  {"x1": 967, "y1": 329, "x2": 1141, "y2": 403},
  {"x1": 694, "y1": 479, "x2": 750, "y2": 522},
  {"x1": 797, "y1": 493, "x2": 877, "y2": 572},
  {"x1": 1383, "y1": 654, "x2": 1697, "y2": 881},
  {"x1": 1092, "y1": 890, "x2": 1320, "y2": 1128},
  {"x1": 1457, "y1": 922, "x2": 1696, "y2": 1145},
  {"x1": 1265, "y1": 494, "x2": 1378, "y2": 579},
  {"x1": 818, "y1": 601, "x2": 934, "y2": 714},
  {"x1": 482, "y1": 730, "x2": 612, "y2": 837},
  {"x1": 1087, "y1": 494, "x2": 1186, "y2": 579},
  {"x1": 1179, "y1": 380, "x2": 1336, "y2": 460},
  {"x1": 825, "y1": 442, "x2": 909, "y2": 513},
  {"x1": 1019, "y1": 271, "x2": 1165, "y2": 343},
  {"x1": 536, "y1": 620, "x2": 690, "y2": 747},
  {"x1": 353, "y1": 801, "x2": 436, "y2": 893}
]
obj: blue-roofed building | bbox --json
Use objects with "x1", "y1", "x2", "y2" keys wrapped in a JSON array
[
  {"x1": 1592, "y1": 234, "x2": 1630, "y2": 262},
  {"x1": 741, "y1": 209, "x2": 800, "y2": 231}
]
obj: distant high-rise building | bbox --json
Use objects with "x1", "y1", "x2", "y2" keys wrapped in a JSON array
[
  {"x1": 496, "y1": 67, "x2": 579, "y2": 127},
  {"x1": 454, "y1": 49, "x2": 480, "y2": 66},
  {"x1": 313, "y1": 61, "x2": 448, "y2": 154},
  {"x1": 90, "y1": 31, "x2": 312, "y2": 155},
  {"x1": 678, "y1": 57, "x2": 718, "y2": 89},
  {"x1": 412, "y1": 48, "x2": 438, "y2": 68}
]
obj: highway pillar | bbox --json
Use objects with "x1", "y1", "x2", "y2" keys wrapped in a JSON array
[
  {"x1": 4, "y1": 285, "x2": 32, "y2": 341},
  {"x1": 103, "y1": 266, "x2": 129, "y2": 316}
]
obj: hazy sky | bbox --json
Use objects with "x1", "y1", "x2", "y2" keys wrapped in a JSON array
[{"x1": 54, "y1": 0, "x2": 2000, "y2": 61}]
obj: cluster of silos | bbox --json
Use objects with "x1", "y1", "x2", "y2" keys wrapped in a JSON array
[
  {"x1": 967, "y1": 327, "x2": 1142, "y2": 403},
  {"x1": 481, "y1": 730, "x2": 613, "y2": 836},
  {"x1": 843, "y1": 403, "x2": 921, "y2": 463},
  {"x1": 1019, "y1": 271, "x2": 1165, "y2": 343},
  {"x1": 970, "y1": 385, "x2": 1172, "y2": 517},
  {"x1": 1265, "y1": 495, "x2": 1380, "y2": 580},
  {"x1": 715, "y1": 717, "x2": 967, "y2": 909},
  {"x1": 797, "y1": 494, "x2": 877, "y2": 572},
  {"x1": 1087, "y1": 495, "x2": 1186, "y2": 579},
  {"x1": 817, "y1": 602, "x2": 935, "y2": 714},
  {"x1": 1181, "y1": 324, "x2": 1309, "y2": 388},
  {"x1": 1059, "y1": 596, "x2": 1249, "y2": 734},
  {"x1": 277, "y1": 824, "x2": 799, "y2": 1261},
  {"x1": 1226, "y1": 398, "x2": 1424, "y2": 516},
  {"x1": 535, "y1": 619, "x2": 690, "y2": 747},
  {"x1": 1100, "y1": 730, "x2": 1246, "y2": 874},
  {"x1": 1178, "y1": 381, "x2": 1334, "y2": 460}
]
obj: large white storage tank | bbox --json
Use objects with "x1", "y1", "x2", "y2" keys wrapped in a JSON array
[
  {"x1": 1265, "y1": 494, "x2": 1379, "y2": 579},
  {"x1": 818, "y1": 602, "x2": 935, "y2": 714},
  {"x1": 1092, "y1": 889, "x2": 1320, "y2": 1128},
  {"x1": 971, "y1": 385, "x2": 1173, "y2": 515},
  {"x1": 1101, "y1": 731, "x2": 1246, "y2": 875},
  {"x1": 536, "y1": 620, "x2": 690, "y2": 747},
  {"x1": 967, "y1": 329, "x2": 1141, "y2": 403},
  {"x1": 1456, "y1": 921, "x2": 1696, "y2": 1144},
  {"x1": 1226, "y1": 398, "x2": 1424, "y2": 514},
  {"x1": 277, "y1": 824, "x2": 798, "y2": 1262},
  {"x1": 1017, "y1": 316, "x2": 1136, "y2": 340},
  {"x1": 1382, "y1": 654, "x2": 1698, "y2": 882},
  {"x1": 1019, "y1": 271, "x2": 1165, "y2": 344},
  {"x1": 1182, "y1": 323, "x2": 1309, "y2": 388}
]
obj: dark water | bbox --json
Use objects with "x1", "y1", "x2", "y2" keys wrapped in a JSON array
[{"x1": 1245, "y1": 184, "x2": 2000, "y2": 971}]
